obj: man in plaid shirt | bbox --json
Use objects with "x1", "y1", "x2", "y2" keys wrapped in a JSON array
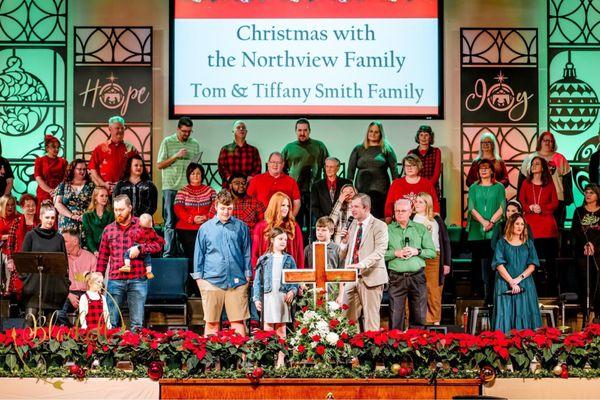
[
  {"x1": 208, "y1": 173, "x2": 264, "y2": 231},
  {"x1": 96, "y1": 195, "x2": 163, "y2": 329},
  {"x1": 217, "y1": 121, "x2": 262, "y2": 188}
]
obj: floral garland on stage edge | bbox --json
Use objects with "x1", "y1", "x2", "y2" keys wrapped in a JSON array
[{"x1": 2, "y1": 320, "x2": 600, "y2": 380}]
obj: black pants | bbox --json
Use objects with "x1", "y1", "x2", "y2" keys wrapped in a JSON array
[
  {"x1": 367, "y1": 190, "x2": 386, "y2": 220},
  {"x1": 388, "y1": 270, "x2": 427, "y2": 330},
  {"x1": 470, "y1": 239, "x2": 494, "y2": 303},
  {"x1": 576, "y1": 255, "x2": 600, "y2": 318},
  {"x1": 177, "y1": 228, "x2": 200, "y2": 297},
  {"x1": 534, "y1": 238, "x2": 559, "y2": 296},
  {"x1": 297, "y1": 191, "x2": 312, "y2": 243}
]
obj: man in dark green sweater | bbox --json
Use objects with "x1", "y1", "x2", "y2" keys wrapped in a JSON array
[{"x1": 281, "y1": 118, "x2": 329, "y2": 239}]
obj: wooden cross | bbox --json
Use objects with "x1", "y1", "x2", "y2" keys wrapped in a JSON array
[{"x1": 283, "y1": 242, "x2": 357, "y2": 305}]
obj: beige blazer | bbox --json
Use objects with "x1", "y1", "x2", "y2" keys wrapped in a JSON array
[{"x1": 340, "y1": 215, "x2": 389, "y2": 287}]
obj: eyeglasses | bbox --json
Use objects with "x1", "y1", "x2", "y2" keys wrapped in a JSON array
[{"x1": 268, "y1": 161, "x2": 283, "y2": 165}]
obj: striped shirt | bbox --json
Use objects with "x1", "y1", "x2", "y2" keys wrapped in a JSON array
[
  {"x1": 157, "y1": 134, "x2": 201, "y2": 191},
  {"x1": 174, "y1": 184, "x2": 216, "y2": 230}
]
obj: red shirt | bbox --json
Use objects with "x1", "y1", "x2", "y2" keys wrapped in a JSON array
[
  {"x1": 6, "y1": 214, "x2": 36, "y2": 258},
  {"x1": 133, "y1": 226, "x2": 166, "y2": 248},
  {"x1": 96, "y1": 217, "x2": 164, "y2": 280},
  {"x1": 173, "y1": 184, "x2": 216, "y2": 230},
  {"x1": 518, "y1": 179, "x2": 559, "y2": 239},
  {"x1": 408, "y1": 146, "x2": 442, "y2": 196},
  {"x1": 384, "y1": 177, "x2": 440, "y2": 219},
  {"x1": 88, "y1": 140, "x2": 138, "y2": 184},
  {"x1": 208, "y1": 194, "x2": 264, "y2": 231},
  {"x1": 34, "y1": 156, "x2": 68, "y2": 204},
  {"x1": 326, "y1": 177, "x2": 337, "y2": 194},
  {"x1": 251, "y1": 220, "x2": 304, "y2": 270},
  {"x1": 0, "y1": 213, "x2": 19, "y2": 254},
  {"x1": 246, "y1": 172, "x2": 301, "y2": 210}
]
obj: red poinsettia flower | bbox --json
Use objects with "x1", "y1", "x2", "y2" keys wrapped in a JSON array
[
  {"x1": 336, "y1": 340, "x2": 345, "y2": 349},
  {"x1": 301, "y1": 327, "x2": 309, "y2": 335},
  {"x1": 297, "y1": 345, "x2": 305, "y2": 353},
  {"x1": 316, "y1": 345, "x2": 326, "y2": 355},
  {"x1": 329, "y1": 320, "x2": 340, "y2": 329},
  {"x1": 312, "y1": 334, "x2": 321, "y2": 342}
]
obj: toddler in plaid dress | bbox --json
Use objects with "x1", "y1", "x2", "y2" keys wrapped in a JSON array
[
  {"x1": 79, "y1": 272, "x2": 111, "y2": 330},
  {"x1": 119, "y1": 213, "x2": 161, "y2": 279}
]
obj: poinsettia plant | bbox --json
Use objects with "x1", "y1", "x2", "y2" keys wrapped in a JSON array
[{"x1": 289, "y1": 292, "x2": 358, "y2": 366}]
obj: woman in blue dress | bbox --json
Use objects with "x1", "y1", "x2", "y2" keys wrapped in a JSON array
[{"x1": 491, "y1": 213, "x2": 542, "y2": 333}]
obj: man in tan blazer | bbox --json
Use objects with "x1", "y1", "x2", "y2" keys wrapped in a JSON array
[{"x1": 339, "y1": 193, "x2": 389, "y2": 331}]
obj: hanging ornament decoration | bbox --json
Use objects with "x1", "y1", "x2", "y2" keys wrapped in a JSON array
[
  {"x1": 68, "y1": 364, "x2": 86, "y2": 380},
  {"x1": 0, "y1": 55, "x2": 50, "y2": 136},
  {"x1": 560, "y1": 363, "x2": 569, "y2": 379},
  {"x1": 549, "y1": 51, "x2": 599, "y2": 136}
]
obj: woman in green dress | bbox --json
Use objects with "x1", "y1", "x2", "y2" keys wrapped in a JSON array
[
  {"x1": 491, "y1": 213, "x2": 542, "y2": 333},
  {"x1": 467, "y1": 159, "x2": 506, "y2": 302}
]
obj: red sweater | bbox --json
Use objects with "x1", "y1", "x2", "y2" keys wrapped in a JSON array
[
  {"x1": 518, "y1": 179, "x2": 559, "y2": 239},
  {"x1": 384, "y1": 177, "x2": 440, "y2": 219},
  {"x1": 251, "y1": 220, "x2": 304, "y2": 270},
  {"x1": 174, "y1": 184, "x2": 216, "y2": 230}
]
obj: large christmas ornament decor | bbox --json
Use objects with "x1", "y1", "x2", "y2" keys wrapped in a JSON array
[
  {"x1": 0, "y1": 55, "x2": 50, "y2": 136},
  {"x1": 549, "y1": 51, "x2": 599, "y2": 136}
]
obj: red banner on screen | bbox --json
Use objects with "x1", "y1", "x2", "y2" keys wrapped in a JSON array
[{"x1": 174, "y1": 0, "x2": 438, "y2": 19}]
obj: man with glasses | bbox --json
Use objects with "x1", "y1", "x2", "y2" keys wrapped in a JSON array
[
  {"x1": 157, "y1": 116, "x2": 200, "y2": 257},
  {"x1": 89, "y1": 115, "x2": 139, "y2": 194},
  {"x1": 385, "y1": 199, "x2": 436, "y2": 330},
  {"x1": 218, "y1": 121, "x2": 262, "y2": 188},
  {"x1": 247, "y1": 152, "x2": 301, "y2": 216}
]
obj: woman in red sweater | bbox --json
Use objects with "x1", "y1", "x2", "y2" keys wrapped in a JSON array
[
  {"x1": 0, "y1": 195, "x2": 19, "y2": 252},
  {"x1": 518, "y1": 156, "x2": 559, "y2": 295},
  {"x1": 34, "y1": 135, "x2": 68, "y2": 206},
  {"x1": 251, "y1": 191, "x2": 304, "y2": 271},
  {"x1": 174, "y1": 163, "x2": 216, "y2": 295},
  {"x1": 384, "y1": 154, "x2": 439, "y2": 223}
]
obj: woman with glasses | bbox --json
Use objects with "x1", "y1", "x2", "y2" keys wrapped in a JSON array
[
  {"x1": 54, "y1": 159, "x2": 95, "y2": 233},
  {"x1": 465, "y1": 132, "x2": 509, "y2": 188},
  {"x1": 571, "y1": 183, "x2": 600, "y2": 320},
  {"x1": 407, "y1": 125, "x2": 442, "y2": 198},
  {"x1": 347, "y1": 121, "x2": 398, "y2": 219},
  {"x1": 519, "y1": 131, "x2": 572, "y2": 228},
  {"x1": 467, "y1": 159, "x2": 506, "y2": 301},
  {"x1": 384, "y1": 154, "x2": 439, "y2": 224}
]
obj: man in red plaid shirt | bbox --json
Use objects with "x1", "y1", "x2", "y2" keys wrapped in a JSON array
[
  {"x1": 217, "y1": 121, "x2": 262, "y2": 188},
  {"x1": 208, "y1": 173, "x2": 264, "y2": 231},
  {"x1": 96, "y1": 195, "x2": 163, "y2": 329}
]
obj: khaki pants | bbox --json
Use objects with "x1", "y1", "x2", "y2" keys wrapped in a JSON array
[
  {"x1": 424, "y1": 252, "x2": 443, "y2": 324},
  {"x1": 343, "y1": 278, "x2": 384, "y2": 332}
]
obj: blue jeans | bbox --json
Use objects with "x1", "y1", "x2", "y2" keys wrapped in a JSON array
[
  {"x1": 106, "y1": 278, "x2": 148, "y2": 329},
  {"x1": 162, "y1": 190, "x2": 178, "y2": 257}
]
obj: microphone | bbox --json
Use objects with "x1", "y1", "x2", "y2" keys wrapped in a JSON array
[
  {"x1": 429, "y1": 361, "x2": 443, "y2": 385},
  {"x1": 404, "y1": 237, "x2": 410, "y2": 247},
  {"x1": 503, "y1": 287, "x2": 526, "y2": 295},
  {"x1": 344, "y1": 216, "x2": 355, "y2": 230}
]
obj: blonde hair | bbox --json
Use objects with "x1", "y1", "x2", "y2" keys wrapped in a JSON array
[
  {"x1": 0, "y1": 195, "x2": 16, "y2": 219},
  {"x1": 264, "y1": 192, "x2": 296, "y2": 240},
  {"x1": 139, "y1": 213, "x2": 153, "y2": 227},
  {"x1": 504, "y1": 214, "x2": 528, "y2": 242},
  {"x1": 362, "y1": 121, "x2": 392, "y2": 154},
  {"x1": 87, "y1": 186, "x2": 111, "y2": 212},
  {"x1": 415, "y1": 192, "x2": 435, "y2": 221},
  {"x1": 39, "y1": 200, "x2": 56, "y2": 217},
  {"x1": 86, "y1": 272, "x2": 104, "y2": 293}
]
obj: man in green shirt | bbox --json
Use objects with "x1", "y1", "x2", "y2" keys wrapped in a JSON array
[
  {"x1": 156, "y1": 117, "x2": 201, "y2": 257},
  {"x1": 385, "y1": 199, "x2": 436, "y2": 330},
  {"x1": 281, "y1": 118, "x2": 329, "y2": 239}
]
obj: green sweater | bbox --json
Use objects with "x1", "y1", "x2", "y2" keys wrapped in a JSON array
[
  {"x1": 82, "y1": 209, "x2": 115, "y2": 252},
  {"x1": 385, "y1": 220, "x2": 436, "y2": 273},
  {"x1": 466, "y1": 182, "x2": 506, "y2": 241},
  {"x1": 281, "y1": 138, "x2": 329, "y2": 192}
]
